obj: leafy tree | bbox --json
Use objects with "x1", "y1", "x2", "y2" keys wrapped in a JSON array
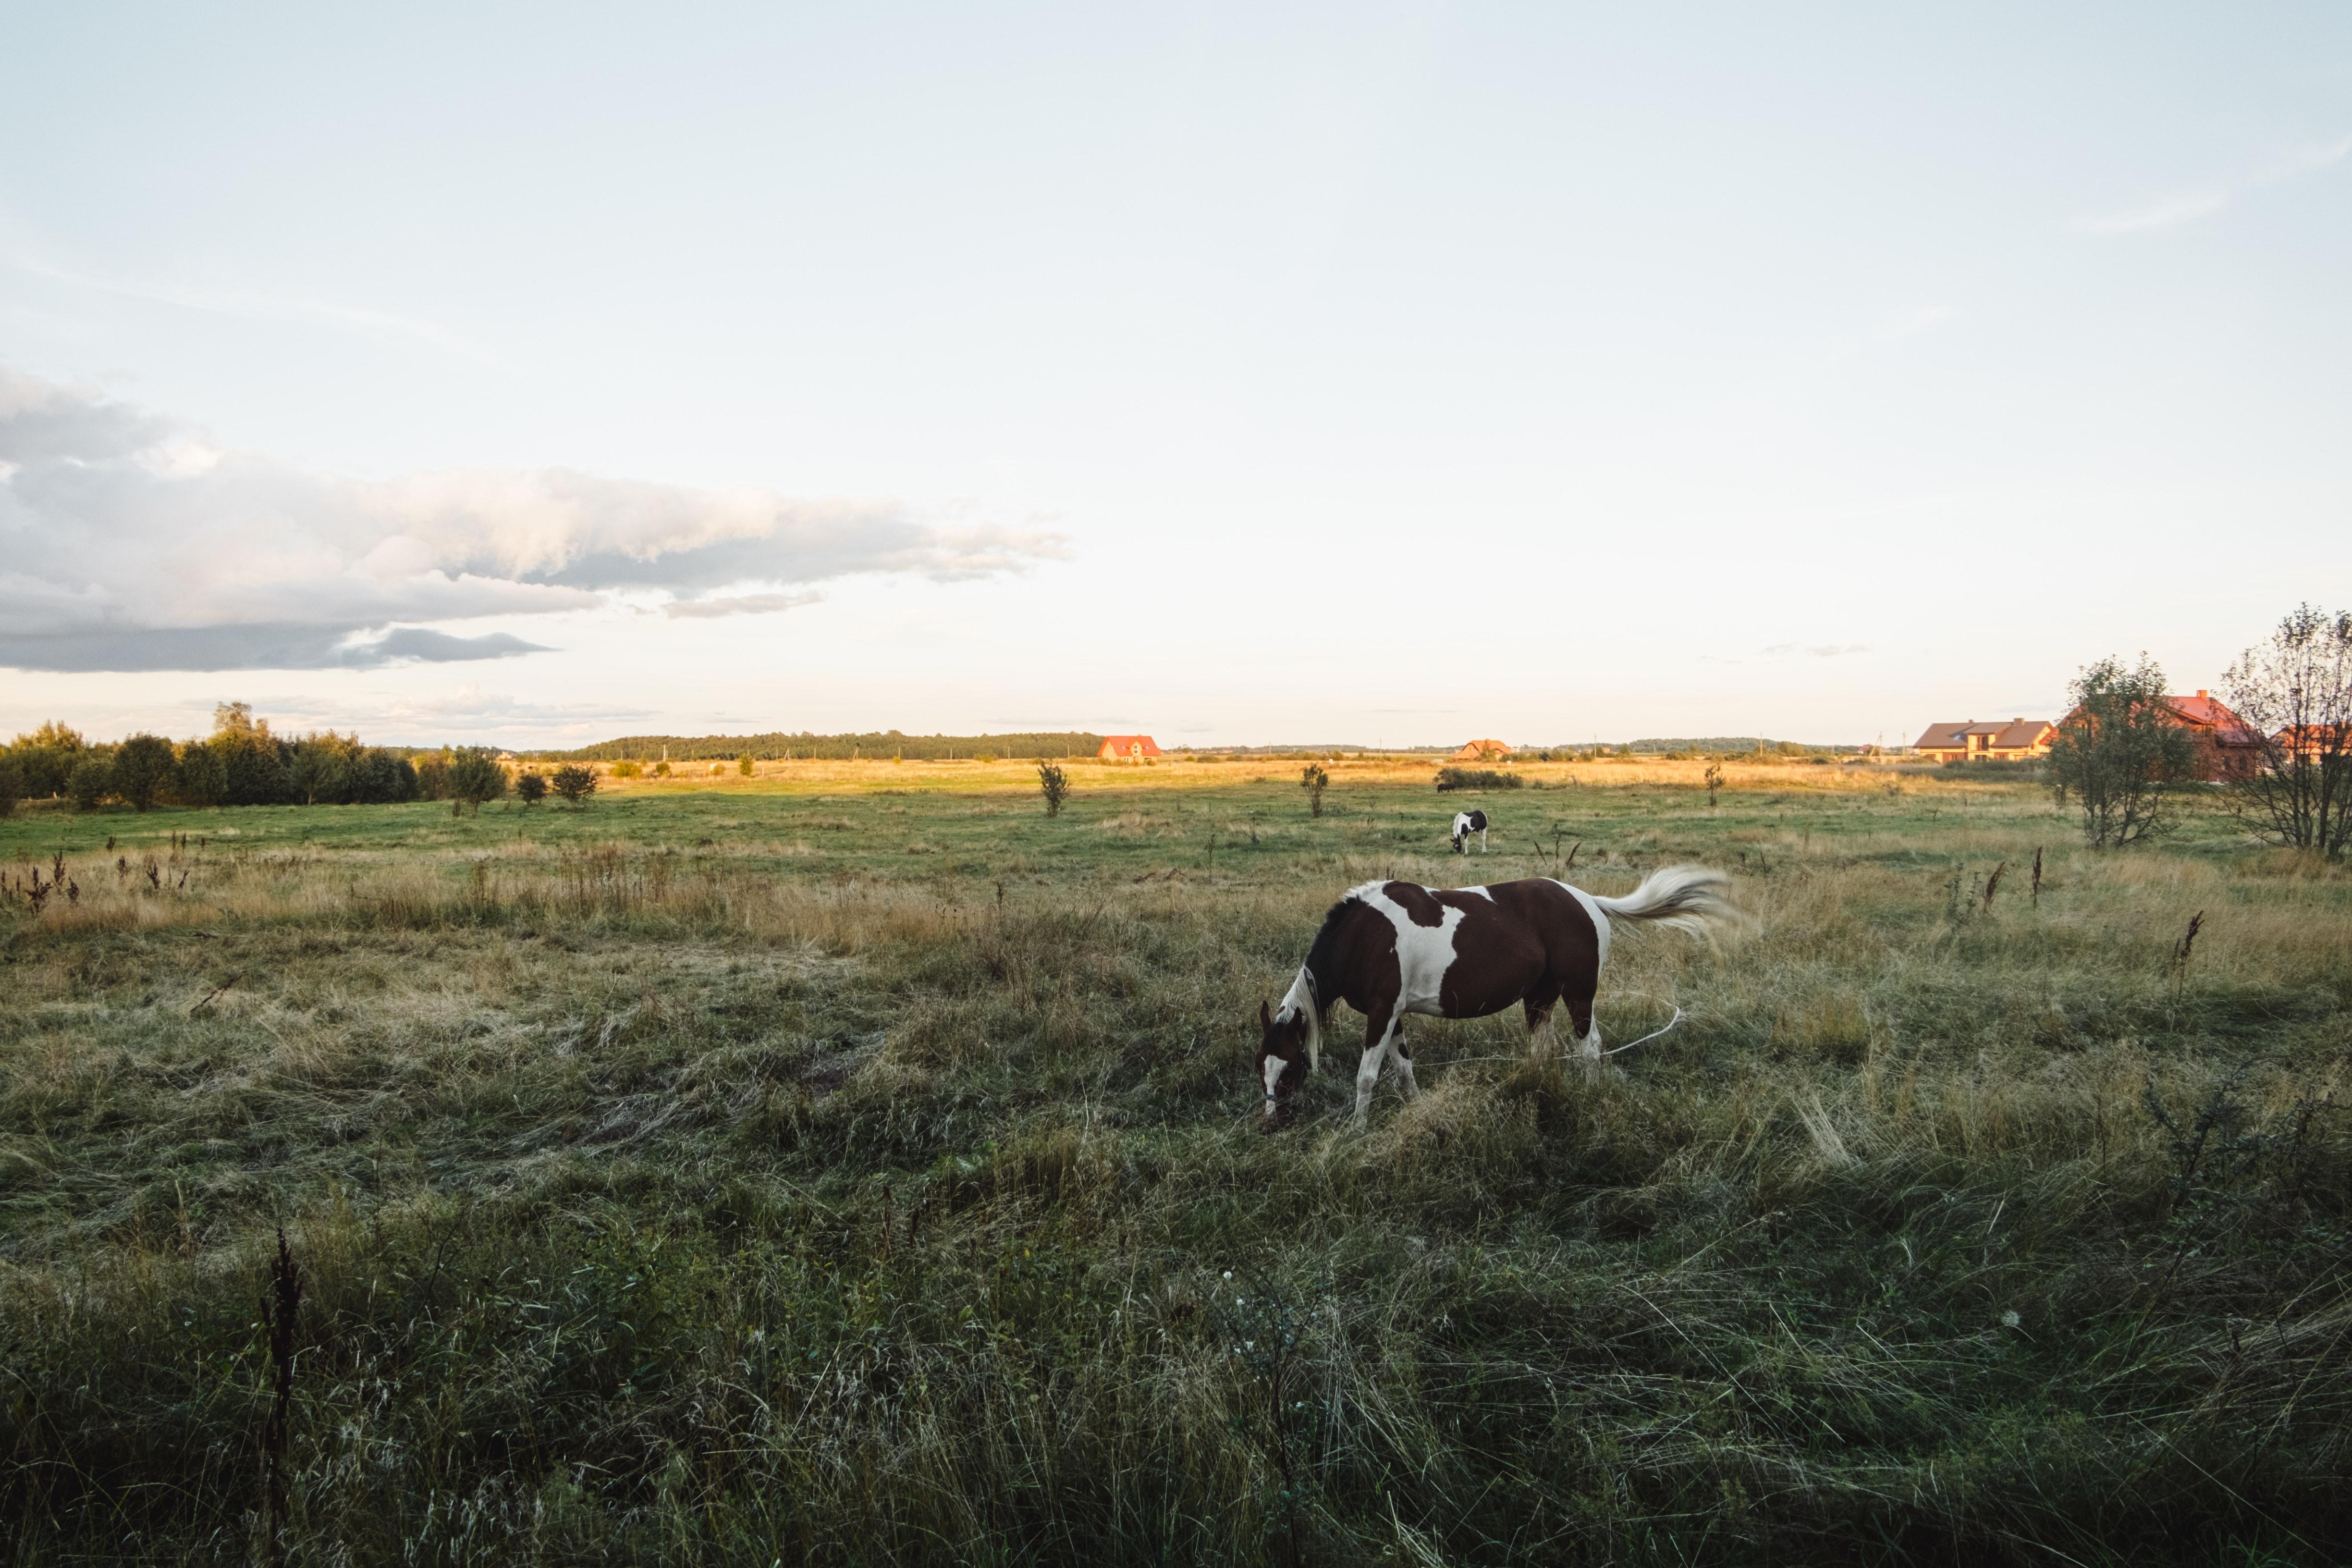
[
  {"x1": 1038, "y1": 760, "x2": 1070, "y2": 818},
  {"x1": 737, "y1": 753, "x2": 756, "y2": 777},
  {"x1": 2046, "y1": 654, "x2": 2196, "y2": 847},
  {"x1": 446, "y1": 752, "x2": 508, "y2": 815},
  {"x1": 286, "y1": 740, "x2": 349, "y2": 806},
  {"x1": 195, "y1": 703, "x2": 289, "y2": 805},
  {"x1": 2219, "y1": 603, "x2": 2352, "y2": 860},
  {"x1": 414, "y1": 752, "x2": 453, "y2": 800},
  {"x1": 1301, "y1": 763, "x2": 1329, "y2": 817},
  {"x1": 7, "y1": 721, "x2": 85, "y2": 798},
  {"x1": 68, "y1": 756, "x2": 113, "y2": 812},
  {"x1": 514, "y1": 771, "x2": 549, "y2": 807},
  {"x1": 0, "y1": 753, "x2": 18, "y2": 817},
  {"x1": 112, "y1": 735, "x2": 176, "y2": 812},
  {"x1": 550, "y1": 764, "x2": 598, "y2": 806},
  {"x1": 351, "y1": 750, "x2": 420, "y2": 804}
]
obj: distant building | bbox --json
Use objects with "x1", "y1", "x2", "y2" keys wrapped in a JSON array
[
  {"x1": 1450, "y1": 738, "x2": 1514, "y2": 762},
  {"x1": 1912, "y1": 720, "x2": 2054, "y2": 763},
  {"x1": 2274, "y1": 724, "x2": 2348, "y2": 760},
  {"x1": 1098, "y1": 735, "x2": 1163, "y2": 761},
  {"x1": 2050, "y1": 690, "x2": 2263, "y2": 781}
]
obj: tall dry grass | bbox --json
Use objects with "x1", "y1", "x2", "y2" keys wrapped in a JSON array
[{"x1": 2, "y1": 776, "x2": 2347, "y2": 1563}]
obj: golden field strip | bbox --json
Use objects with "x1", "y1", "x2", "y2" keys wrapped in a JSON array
[{"x1": 2, "y1": 758, "x2": 2348, "y2": 1564}]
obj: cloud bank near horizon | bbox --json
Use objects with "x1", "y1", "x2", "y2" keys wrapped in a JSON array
[{"x1": 0, "y1": 365, "x2": 1066, "y2": 672}]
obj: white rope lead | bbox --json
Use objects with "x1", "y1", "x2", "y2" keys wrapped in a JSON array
[
  {"x1": 1598, "y1": 1004, "x2": 1683, "y2": 1056},
  {"x1": 1412, "y1": 996, "x2": 1689, "y2": 1071}
]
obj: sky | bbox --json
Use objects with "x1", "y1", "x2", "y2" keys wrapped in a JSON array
[{"x1": 4, "y1": 2, "x2": 2348, "y2": 749}]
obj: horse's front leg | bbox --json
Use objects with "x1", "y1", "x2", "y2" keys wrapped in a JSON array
[
  {"x1": 1387, "y1": 1018, "x2": 1420, "y2": 1102},
  {"x1": 1354, "y1": 1004, "x2": 1397, "y2": 1127}
]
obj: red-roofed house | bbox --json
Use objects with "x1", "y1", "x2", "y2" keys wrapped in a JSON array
[
  {"x1": 1097, "y1": 735, "x2": 1163, "y2": 762},
  {"x1": 2052, "y1": 689, "x2": 2262, "y2": 781},
  {"x1": 1912, "y1": 719, "x2": 2055, "y2": 762},
  {"x1": 1451, "y1": 738, "x2": 1514, "y2": 762}
]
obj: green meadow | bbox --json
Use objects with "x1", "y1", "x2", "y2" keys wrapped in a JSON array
[{"x1": 3, "y1": 758, "x2": 2348, "y2": 1564}]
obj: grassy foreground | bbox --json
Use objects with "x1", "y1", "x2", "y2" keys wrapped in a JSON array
[{"x1": 3, "y1": 758, "x2": 2348, "y2": 1564}]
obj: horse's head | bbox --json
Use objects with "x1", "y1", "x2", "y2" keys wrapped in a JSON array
[{"x1": 1256, "y1": 999, "x2": 1311, "y2": 1130}]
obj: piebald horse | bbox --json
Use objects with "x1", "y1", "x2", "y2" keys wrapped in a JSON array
[
  {"x1": 1450, "y1": 809, "x2": 1489, "y2": 854},
  {"x1": 1255, "y1": 866, "x2": 1739, "y2": 1128}
]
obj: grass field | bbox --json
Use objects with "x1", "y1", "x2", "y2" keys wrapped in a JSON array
[{"x1": 4, "y1": 757, "x2": 2349, "y2": 1564}]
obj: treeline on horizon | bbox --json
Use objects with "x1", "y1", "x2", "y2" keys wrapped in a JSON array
[
  {"x1": 537, "y1": 731, "x2": 1105, "y2": 762},
  {"x1": 539, "y1": 732, "x2": 1856, "y2": 762},
  {"x1": 0, "y1": 705, "x2": 507, "y2": 815}
]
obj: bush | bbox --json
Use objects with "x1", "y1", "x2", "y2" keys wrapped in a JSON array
[
  {"x1": 1435, "y1": 767, "x2": 1521, "y2": 793},
  {"x1": 1301, "y1": 763, "x2": 1329, "y2": 817},
  {"x1": 2047, "y1": 654, "x2": 2196, "y2": 847},
  {"x1": 612, "y1": 760, "x2": 643, "y2": 779},
  {"x1": 550, "y1": 765, "x2": 598, "y2": 806},
  {"x1": 737, "y1": 753, "x2": 755, "y2": 777},
  {"x1": 515, "y1": 771, "x2": 549, "y2": 807},
  {"x1": 652, "y1": 761, "x2": 671, "y2": 777},
  {"x1": 446, "y1": 752, "x2": 508, "y2": 816},
  {"x1": 1038, "y1": 761, "x2": 1070, "y2": 817}
]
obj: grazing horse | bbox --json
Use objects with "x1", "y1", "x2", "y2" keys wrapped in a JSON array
[
  {"x1": 1255, "y1": 866, "x2": 1740, "y2": 1128},
  {"x1": 1450, "y1": 809, "x2": 1489, "y2": 854}
]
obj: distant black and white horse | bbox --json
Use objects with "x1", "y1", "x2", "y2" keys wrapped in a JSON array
[
  {"x1": 1450, "y1": 809, "x2": 1489, "y2": 854},
  {"x1": 1256, "y1": 867, "x2": 1740, "y2": 1127}
]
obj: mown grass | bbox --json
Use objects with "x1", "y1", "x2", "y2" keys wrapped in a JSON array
[{"x1": 2, "y1": 759, "x2": 2348, "y2": 1564}]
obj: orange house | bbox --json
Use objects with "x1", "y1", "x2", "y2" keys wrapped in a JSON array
[
  {"x1": 1450, "y1": 738, "x2": 1514, "y2": 762},
  {"x1": 1097, "y1": 735, "x2": 1163, "y2": 762},
  {"x1": 2052, "y1": 690, "x2": 2262, "y2": 782},
  {"x1": 2274, "y1": 724, "x2": 2349, "y2": 760},
  {"x1": 1912, "y1": 719, "x2": 2054, "y2": 762}
]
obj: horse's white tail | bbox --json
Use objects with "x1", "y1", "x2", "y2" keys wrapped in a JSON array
[{"x1": 1590, "y1": 865, "x2": 1747, "y2": 941}]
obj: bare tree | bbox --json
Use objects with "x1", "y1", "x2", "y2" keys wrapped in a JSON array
[
  {"x1": 2046, "y1": 654, "x2": 2195, "y2": 847},
  {"x1": 2219, "y1": 604, "x2": 2352, "y2": 860}
]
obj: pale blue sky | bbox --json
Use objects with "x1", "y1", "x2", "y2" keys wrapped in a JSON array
[{"x1": 4, "y1": 3, "x2": 2347, "y2": 746}]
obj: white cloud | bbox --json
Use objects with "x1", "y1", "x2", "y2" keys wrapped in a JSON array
[
  {"x1": 2075, "y1": 130, "x2": 2348, "y2": 235},
  {"x1": 0, "y1": 363, "x2": 1066, "y2": 671},
  {"x1": 1762, "y1": 643, "x2": 1869, "y2": 658},
  {"x1": 2256, "y1": 133, "x2": 2352, "y2": 184},
  {"x1": 2073, "y1": 188, "x2": 2230, "y2": 234},
  {"x1": 661, "y1": 591, "x2": 824, "y2": 619}
]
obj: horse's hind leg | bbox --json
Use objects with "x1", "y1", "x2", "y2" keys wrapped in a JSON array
[
  {"x1": 1567, "y1": 990, "x2": 1603, "y2": 1083},
  {"x1": 1523, "y1": 984, "x2": 1562, "y2": 1061}
]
